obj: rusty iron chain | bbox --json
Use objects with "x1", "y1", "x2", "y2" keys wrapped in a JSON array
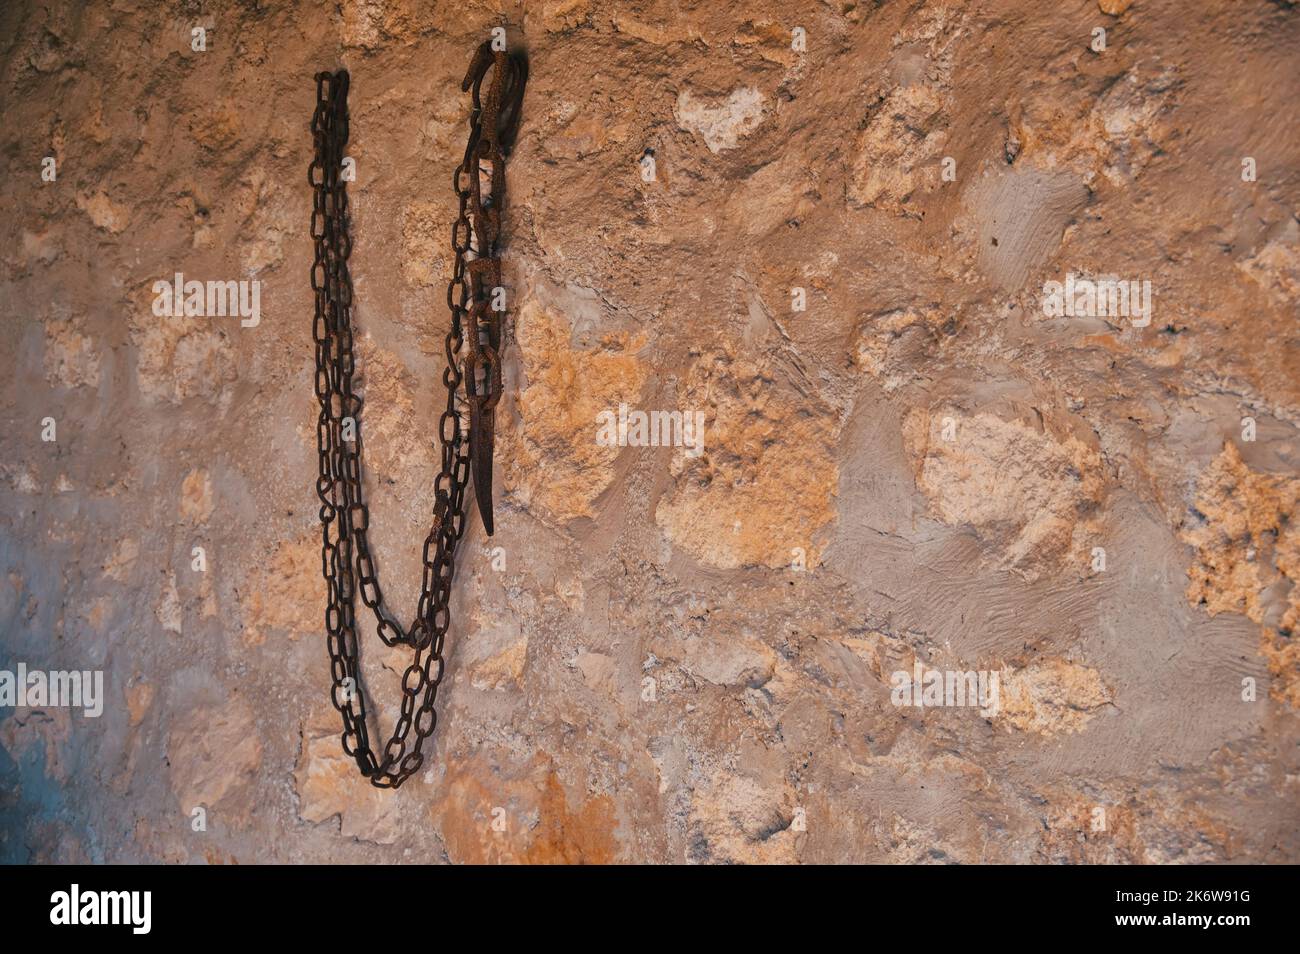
[{"x1": 309, "y1": 42, "x2": 526, "y2": 788}]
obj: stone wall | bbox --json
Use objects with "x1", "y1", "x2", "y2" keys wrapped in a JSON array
[{"x1": 1, "y1": 0, "x2": 1297, "y2": 863}]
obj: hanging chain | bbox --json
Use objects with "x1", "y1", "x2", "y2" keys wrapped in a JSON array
[{"x1": 309, "y1": 42, "x2": 527, "y2": 789}]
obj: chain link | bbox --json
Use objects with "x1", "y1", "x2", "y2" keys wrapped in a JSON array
[{"x1": 310, "y1": 42, "x2": 526, "y2": 788}]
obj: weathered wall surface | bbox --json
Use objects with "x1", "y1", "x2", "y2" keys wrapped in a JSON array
[{"x1": 1, "y1": 0, "x2": 1298, "y2": 863}]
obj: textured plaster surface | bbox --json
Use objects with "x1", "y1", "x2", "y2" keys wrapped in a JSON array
[{"x1": 1, "y1": 0, "x2": 1298, "y2": 863}]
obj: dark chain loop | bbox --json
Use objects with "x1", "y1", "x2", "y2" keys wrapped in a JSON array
[{"x1": 310, "y1": 42, "x2": 526, "y2": 789}]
